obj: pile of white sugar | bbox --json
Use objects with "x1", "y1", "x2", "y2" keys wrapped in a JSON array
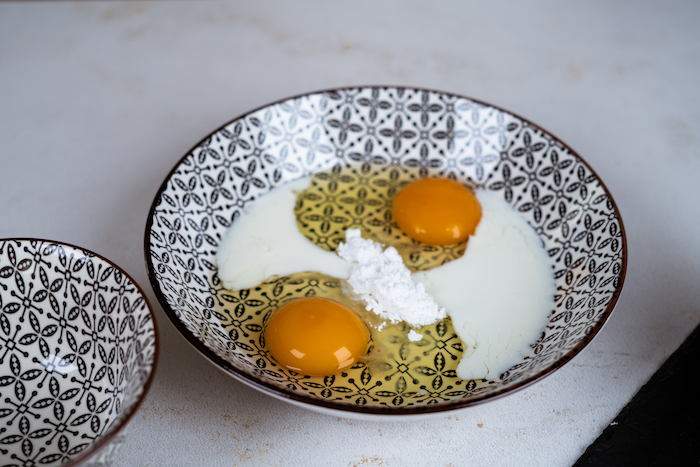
[{"x1": 337, "y1": 229, "x2": 446, "y2": 328}]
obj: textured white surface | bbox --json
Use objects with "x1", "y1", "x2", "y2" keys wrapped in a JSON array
[{"x1": 1, "y1": 1, "x2": 699, "y2": 466}]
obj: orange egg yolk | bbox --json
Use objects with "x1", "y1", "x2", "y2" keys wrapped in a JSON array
[
  {"x1": 265, "y1": 297, "x2": 369, "y2": 376},
  {"x1": 392, "y1": 178, "x2": 481, "y2": 245}
]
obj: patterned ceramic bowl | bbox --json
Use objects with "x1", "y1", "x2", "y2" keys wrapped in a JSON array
[
  {"x1": 0, "y1": 239, "x2": 158, "y2": 465},
  {"x1": 145, "y1": 86, "x2": 626, "y2": 419}
]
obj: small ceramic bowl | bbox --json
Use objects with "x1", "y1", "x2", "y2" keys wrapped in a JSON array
[
  {"x1": 145, "y1": 86, "x2": 626, "y2": 419},
  {"x1": 0, "y1": 239, "x2": 158, "y2": 465}
]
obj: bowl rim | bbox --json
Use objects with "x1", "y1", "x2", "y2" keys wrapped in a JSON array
[
  {"x1": 0, "y1": 237, "x2": 160, "y2": 465},
  {"x1": 144, "y1": 85, "x2": 627, "y2": 416}
]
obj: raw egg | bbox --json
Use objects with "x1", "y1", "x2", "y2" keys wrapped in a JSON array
[
  {"x1": 392, "y1": 178, "x2": 481, "y2": 245},
  {"x1": 217, "y1": 172, "x2": 554, "y2": 381},
  {"x1": 265, "y1": 297, "x2": 369, "y2": 376}
]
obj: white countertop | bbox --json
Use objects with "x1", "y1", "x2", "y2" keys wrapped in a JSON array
[{"x1": 1, "y1": 1, "x2": 699, "y2": 465}]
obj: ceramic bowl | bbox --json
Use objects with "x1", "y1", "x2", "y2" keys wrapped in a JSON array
[
  {"x1": 145, "y1": 86, "x2": 626, "y2": 419},
  {"x1": 0, "y1": 239, "x2": 158, "y2": 465}
]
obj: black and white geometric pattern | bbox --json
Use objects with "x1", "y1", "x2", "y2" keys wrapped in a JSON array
[
  {"x1": 146, "y1": 87, "x2": 626, "y2": 415},
  {"x1": 0, "y1": 239, "x2": 157, "y2": 465}
]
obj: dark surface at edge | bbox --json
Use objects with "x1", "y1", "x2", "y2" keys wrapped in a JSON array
[{"x1": 574, "y1": 322, "x2": 700, "y2": 467}]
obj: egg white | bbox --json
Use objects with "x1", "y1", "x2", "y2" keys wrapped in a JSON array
[{"x1": 216, "y1": 176, "x2": 555, "y2": 381}]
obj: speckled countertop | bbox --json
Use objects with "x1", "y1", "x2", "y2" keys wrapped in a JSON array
[{"x1": 1, "y1": 1, "x2": 699, "y2": 466}]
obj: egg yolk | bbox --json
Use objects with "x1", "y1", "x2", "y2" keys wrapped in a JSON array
[
  {"x1": 265, "y1": 297, "x2": 369, "y2": 376},
  {"x1": 392, "y1": 178, "x2": 481, "y2": 245}
]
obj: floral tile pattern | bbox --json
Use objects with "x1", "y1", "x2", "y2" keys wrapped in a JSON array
[{"x1": 0, "y1": 239, "x2": 157, "y2": 465}]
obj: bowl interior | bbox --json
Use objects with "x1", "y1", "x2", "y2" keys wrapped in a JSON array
[
  {"x1": 146, "y1": 87, "x2": 626, "y2": 415},
  {"x1": 0, "y1": 239, "x2": 157, "y2": 465}
]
